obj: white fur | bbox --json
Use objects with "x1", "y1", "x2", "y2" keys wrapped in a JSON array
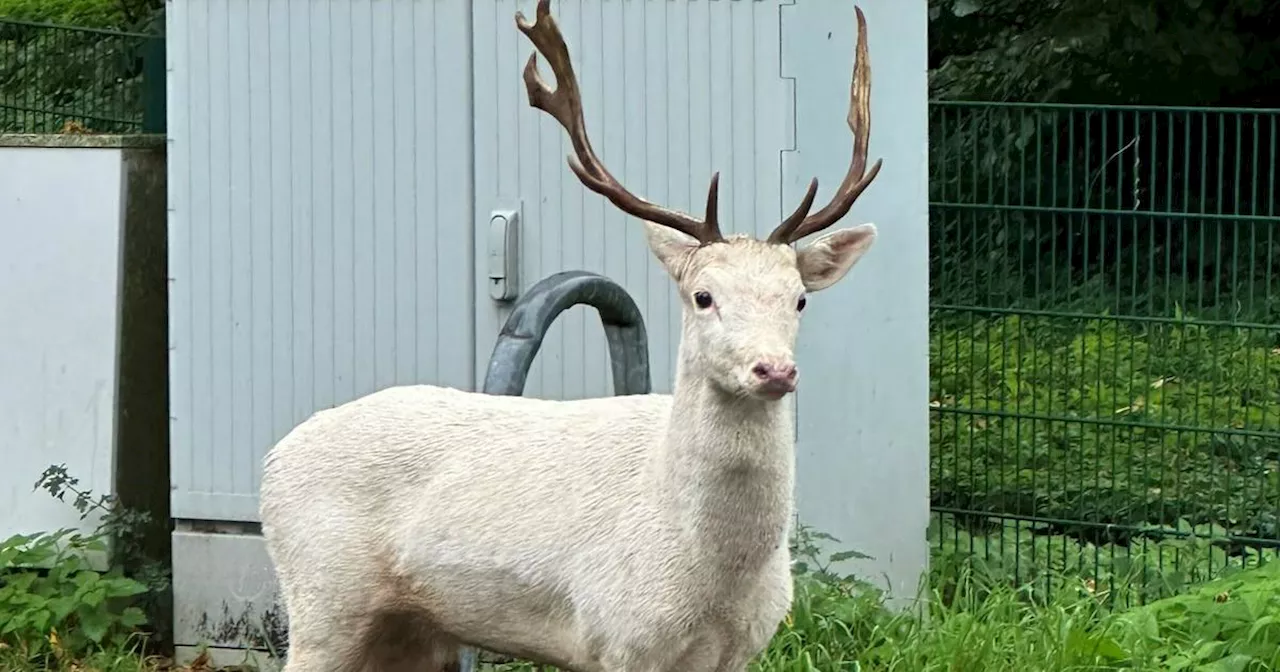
[{"x1": 259, "y1": 223, "x2": 875, "y2": 672}]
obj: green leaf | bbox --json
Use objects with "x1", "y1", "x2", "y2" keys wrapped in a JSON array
[
  {"x1": 103, "y1": 577, "x2": 149, "y2": 598},
  {"x1": 1208, "y1": 654, "x2": 1262, "y2": 672},
  {"x1": 30, "y1": 608, "x2": 51, "y2": 634},
  {"x1": 0, "y1": 617, "x2": 21, "y2": 635},
  {"x1": 77, "y1": 606, "x2": 110, "y2": 643},
  {"x1": 119, "y1": 606, "x2": 148, "y2": 628},
  {"x1": 49, "y1": 595, "x2": 78, "y2": 622},
  {"x1": 951, "y1": 0, "x2": 981, "y2": 18},
  {"x1": 1124, "y1": 609, "x2": 1161, "y2": 641},
  {"x1": 1090, "y1": 634, "x2": 1129, "y2": 661},
  {"x1": 80, "y1": 586, "x2": 106, "y2": 607}
]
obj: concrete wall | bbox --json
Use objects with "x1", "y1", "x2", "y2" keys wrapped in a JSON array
[{"x1": 0, "y1": 136, "x2": 170, "y2": 578}]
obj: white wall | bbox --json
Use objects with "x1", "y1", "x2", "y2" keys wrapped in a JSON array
[
  {"x1": 0, "y1": 145, "x2": 123, "y2": 550},
  {"x1": 165, "y1": 0, "x2": 476, "y2": 523},
  {"x1": 786, "y1": 1, "x2": 932, "y2": 606}
]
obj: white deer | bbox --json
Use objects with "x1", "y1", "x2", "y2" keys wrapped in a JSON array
[{"x1": 259, "y1": 2, "x2": 883, "y2": 671}]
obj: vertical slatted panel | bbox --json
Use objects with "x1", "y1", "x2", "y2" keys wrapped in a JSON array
[
  {"x1": 167, "y1": 0, "x2": 475, "y2": 522},
  {"x1": 472, "y1": 0, "x2": 790, "y2": 400}
]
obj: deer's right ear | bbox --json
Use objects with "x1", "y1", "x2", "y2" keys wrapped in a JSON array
[
  {"x1": 643, "y1": 221, "x2": 700, "y2": 280},
  {"x1": 796, "y1": 223, "x2": 877, "y2": 292}
]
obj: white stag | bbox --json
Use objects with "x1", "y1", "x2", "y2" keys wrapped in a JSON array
[{"x1": 260, "y1": 2, "x2": 882, "y2": 670}]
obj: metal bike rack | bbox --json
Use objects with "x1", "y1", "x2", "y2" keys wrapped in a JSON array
[{"x1": 461, "y1": 270, "x2": 651, "y2": 672}]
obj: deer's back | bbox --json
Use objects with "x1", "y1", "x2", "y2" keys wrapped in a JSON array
[{"x1": 260, "y1": 383, "x2": 674, "y2": 566}]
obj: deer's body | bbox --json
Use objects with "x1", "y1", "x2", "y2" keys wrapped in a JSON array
[
  {"x1": 262, "y1": 366, "x2": 794, "y2": 672},
  {"x1": 261, "y1": 2, "x2": 883, "y2": 670}
]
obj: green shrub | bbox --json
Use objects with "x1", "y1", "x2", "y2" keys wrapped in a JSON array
[
  {"x1": 930, "y1": 514, "x2": 1266, "y2": 603},
  {"x1": 0, "y1": 528, "x2": 148, "y2": 666},
  {"x1": 0, "y1": 465, "x2": 169, "y2": 671},
  {"x1": 1119, "y1": 560, "x2": 1280, "y2": 670},
  {"x1": 0, "y1": 0, "x2": 123, "y2": 27}
]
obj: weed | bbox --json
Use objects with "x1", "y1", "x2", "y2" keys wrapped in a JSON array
[
  {"x1": 0, "y1": 528, "x2": 149, "y2": 666},
  {"x1": 0, "y1": 465, "x2": 169, "y2": 670}
]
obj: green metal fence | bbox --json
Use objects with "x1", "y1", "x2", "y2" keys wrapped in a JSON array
[
  {"x1": 0, "y1": 19, "x2": 164, "y2": 133},
  {"x1": 929, "y1": 101, "x2": 1280, "y2": 602}
]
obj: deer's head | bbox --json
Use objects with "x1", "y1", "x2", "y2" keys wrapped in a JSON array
[{"x1": 517, "y1": 0, "x2": 881, "y2": 402}]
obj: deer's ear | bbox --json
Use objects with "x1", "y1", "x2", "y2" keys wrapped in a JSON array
[
  {"x1": 795, "y1": 224, "x2": 877, "y2": 292},
  {"x1": 643, "y1": 221, "x2": 700, "y2": 280}
]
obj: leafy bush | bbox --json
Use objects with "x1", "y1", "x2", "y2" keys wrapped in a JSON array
[
  {"x1": 0, "y1": 465, "x2": 169, "y2": 670},
  {"x1": 35, "y1": 464, "x2": 172, "y2": 614},
  {"x1": 1119, "y1": 560, "x2": 1280, "y2": 670},
  {"x1": 0, "y1": 0, "x2": 124, "y2": 27},
  {"x1": 0, "y1": 528, "x2": 148, "y2": 665},
  {"x1": 931, "y1": 513, "x2": 1268, "y2": 605}
]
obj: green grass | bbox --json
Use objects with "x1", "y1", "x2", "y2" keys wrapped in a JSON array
[
  {"x1": 3, "y1": 525, "x2": 1277, "y2": 672},
  {"x1": 0, "y1": 642, "x2": 159, "y2": 672},
  {"x1": 931, "y1": 312, "x2": 1280, "y2": 596},
  {"x1": 755, "y1": 556, "x2": 1280, "y2": 671},
  {"x1": 482, "y1": 534, "x2": 1280, "y2": 672},
  {"x1": 9, "y1": 554, "x2": 1280, "y2": 672}
]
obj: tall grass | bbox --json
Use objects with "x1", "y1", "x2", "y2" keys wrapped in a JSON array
[
  {"x1": 486, "y1": 527, "x2": 1280, "y2": 672},
  {"x1": 751, "y1": 540, "x2": 1280, "y2": 671}
]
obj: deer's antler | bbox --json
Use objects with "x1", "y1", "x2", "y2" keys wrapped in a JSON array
[
  {"x1": 766, "y1": 6, "x2": 882, "y2": 246},
  {"x1": 516, "y1": 0, "x2": 724, "y2": 245}
]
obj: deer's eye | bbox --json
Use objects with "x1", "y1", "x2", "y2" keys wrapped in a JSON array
[
  {"x1": 693, "y1": 291, "x2": 714, "y2": 309},
  {"x1": 797, "y1": 295, "x2": 807, "y2": 312}
]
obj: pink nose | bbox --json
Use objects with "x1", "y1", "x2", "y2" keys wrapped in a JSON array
[{"x1": 752, "y1": 361, "x2": 798, "y2": 387}]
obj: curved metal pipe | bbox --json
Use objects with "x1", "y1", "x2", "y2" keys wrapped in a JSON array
[{"x1": 482, "y1": 270, "x2": 651, "y2": 397}]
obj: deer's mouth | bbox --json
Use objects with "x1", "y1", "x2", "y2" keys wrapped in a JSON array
[{"x1": 753, "y1": 378, "x2": 797, "y2": 401}]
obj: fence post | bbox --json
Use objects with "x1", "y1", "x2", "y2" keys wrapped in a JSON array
[{"x1": 140, "y1": 35, "x2": 166, "y2": 133}]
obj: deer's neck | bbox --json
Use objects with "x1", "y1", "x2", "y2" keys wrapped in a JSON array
[{"x1": 652, "y1": 357, "x2": 796, "y2": 575}]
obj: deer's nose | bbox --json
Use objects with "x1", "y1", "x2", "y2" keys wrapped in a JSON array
[{"x1": 752, "y1": 361, "x2": 798, "y2": 385}]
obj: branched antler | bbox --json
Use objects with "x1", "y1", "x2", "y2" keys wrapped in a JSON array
[
  {"x1": 766, "y1": 6, "x2": 882, "y2": 246},
  {"x1": 516, "y1": 0, "x2": 724, "y2": 244}
]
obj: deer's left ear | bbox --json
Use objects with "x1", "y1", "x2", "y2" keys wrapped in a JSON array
[
  {"x1": 795, "y1": 224, "x2": 877, "y2": 292},
  {"x1": 643, "y1": 221, "x2": 700, "y2": 281}
]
